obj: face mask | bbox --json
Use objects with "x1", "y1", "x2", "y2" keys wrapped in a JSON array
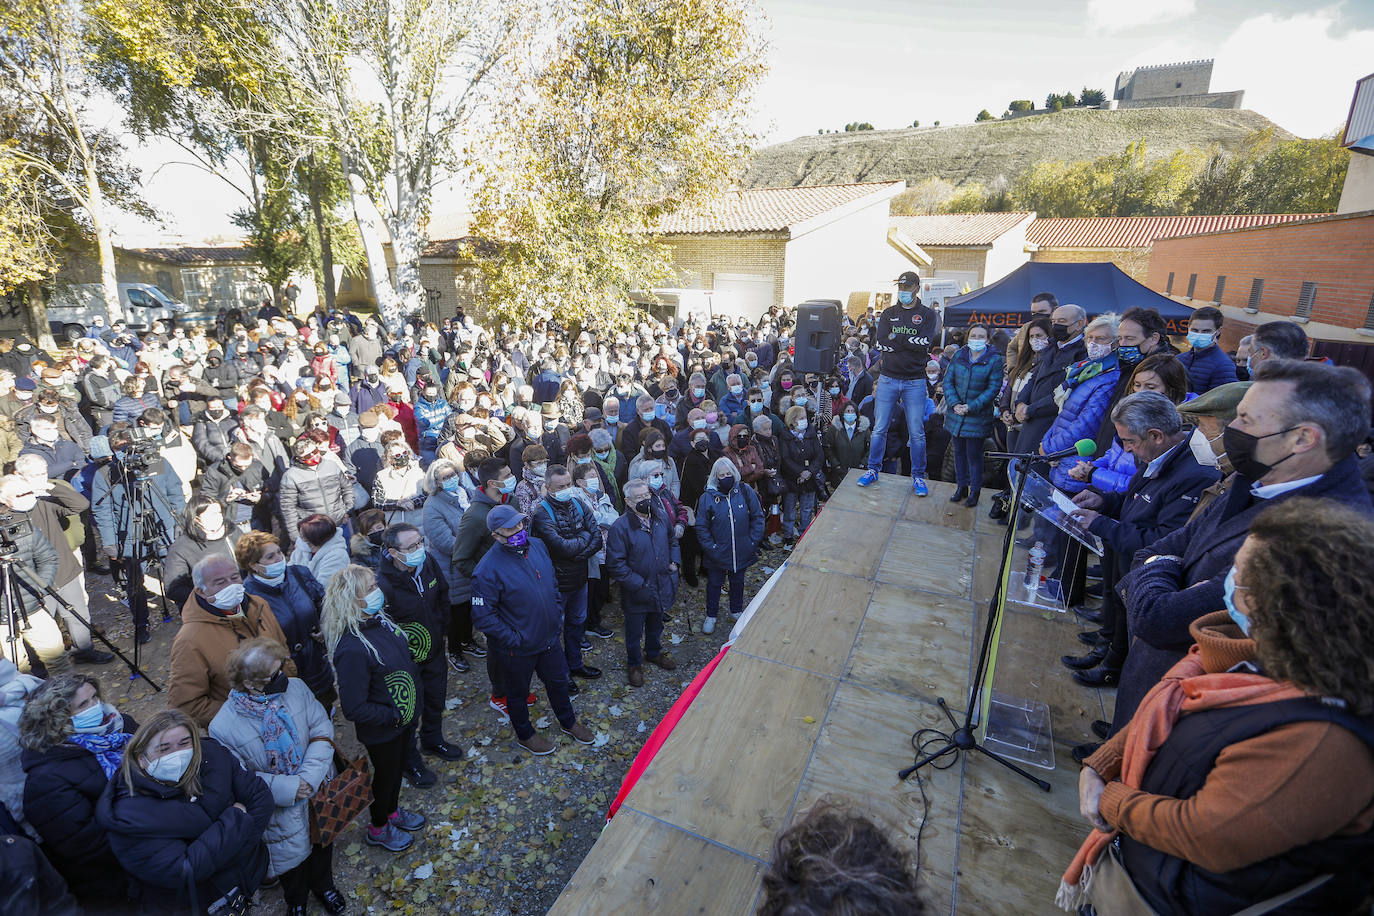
[
  {"x1": 260, "y1": 558, "x2": 287, "y2": 580},
  {"x1": 691, "y1": 419, "x2": 707, "y2": 430},
  {"x1": 401, "y1": 546, "x2": 426, "y2": 568},
  {"x1": 926, "y1": 373, "x2": 939, "y2": 383},
  {"x1": 363, "y1": 588, "x2": 385, "y2": 615},
  {"x1": 1051, "y1": 324, "x2": 1073, "y2": 342},
  {"x1": 209, "y1": 583, "x2": 245, "y2": 610},
  {"x1": 795, "y1": 419, "x2": 808, "y2": 432},
  {"x1": 1222, "y1": 567, "x2": 1250, "y2": 635},
  {"x1": 641, "y1": 411, "x2": 655, "y2": 423},
  {"x1": 749, "y1": 401, "x2": 763, "y2": 413},
  {"x1": 360, "y1": 427, "x2": 380, "y2": 442},
  {"x1": 499, "y1": 476, "x2": 517, "y2": 494},
  {"x1": 505, "y1": 528, "x2": 529, "y2": 548},
  {"x1": 1187, "y1": 331, "x2": 1214, "y2": 350},
  {"x1": 71, "y1": 703, "x2": 105, "y2": 730},
  {"x1": 692, "y1": 387, "x2": 705, "y2": 398},
  {"x1": 301, "y1": 452, "x2": 323, "y2": 467},
  {"x1": 844, "y1": 414, "x2": 857, "y2": 426},
  {"x1": 717, "y1": 476, "x2": 735, "y2": 493},
  {"x1": 781, "y1": 379, "x2": 793, "y2": 391},
  {"x1": 1222, "y1": 424, "x2": 1298, "y2": 481},
  {"x1": 1029, "y1": 337, "x2": 1050, "y2": 353},
  {"x1": 594, "y1": 449, "x2": 612, "y2": 462},
  {"x1": 1116, "y1": 344, "x2": 1141, "y2": 365},
  {"x1": 390, "y1": 452, "x2": 410, "y2": 468},
  {"x1": 968, "y1": 339, "x2": 987, "y2": 353},
  {"x1": 263, "y1": 669, "x2": 289, "y2": 695},
  {"x1": 897, "y1": 290, "x2": 914, "y2": 305},
  {"x1": 692, "y1": 438, "x2": 709, "y2": 452},
  {"x1": 144, "y1": 748, "x2": 193, "y2": 784},
  {"x1": 584, "y1": 477, "x2": 602, "y2": 494},
  {"x1": 649, "y1": 474, "x2": 665, "y2": 490},
  {"x1": 828, "y1": 386, "x2": 840, "y2": 395},
  {"x1": 1086, "y1": 342, "x2": 1113, "y2": 361},
  {"x1": 729, "y1": 384, "x2": 744, "y2": 396},
  {"x1": 530, "y1": 463, "x2": 546, "y2": 478},
  {"x1": 654, "y1": 403, "x2": 668, "y2": 420},
  {"x1": 794, "y1": 396, "x2": 808, "y2": 407},
  {"x1": 33, "y1": 427, "x2": 57, "y2": 443},
  {"x1": 747, "y1": 358, "x2": 758, "y2": 368},
  {"x1": 604, "y1": 415, "x2": 618, "y2": 426},
  {"x1": 634, "y1": 496, "x2": 654, "y2": 515},
  {"x1": 552, "y1": 488, "x2": 576, "y2": 503},
  {"x1": 9, "y1": 494, "x2": 36, "y2": 513}
]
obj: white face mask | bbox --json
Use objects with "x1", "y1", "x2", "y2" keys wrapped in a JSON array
[
  {"x1": 1086, "y1": 341, "x2": 1114, "y2": 361},
  {"x1": 1029, "y1": 338, "x2": 1050, "y2": 353},
  {"x1": 207, "y1": 583, "x2": 245, "y2": 610},
  {"x1": 143, "y1": 747, "x2": 193, "y2": 783},
  {"x1": 9, "y1": 494, "x2": 36, "y2": 512}
]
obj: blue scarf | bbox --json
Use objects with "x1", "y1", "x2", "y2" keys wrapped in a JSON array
[
  {"x1": 228, "y1": 690, "x2": 303, "y2": 775},
  {"x1": 1063, "y1": 352, "x2": 1118, "y2": 390},
  {"x1": 67, "y1": 729, "x2": 132, "y2": 779}
]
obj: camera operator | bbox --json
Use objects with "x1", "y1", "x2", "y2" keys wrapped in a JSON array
[
  {"x1": 11, "y1": 454, "x2": 111, "y2": 665},
  {"x1": 19, "y1": 415, "x2": 84, "y2": 482},
  {"x1": 91, "y1": 425, "x2": 186, "y2": 645},
  {"x1": 0, "y1": 474, "x2": 62, "y2": 675},
  {"x1": 138, "y1": 407, "x2": 196, "y2": 500}
]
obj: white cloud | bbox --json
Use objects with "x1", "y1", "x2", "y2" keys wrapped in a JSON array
[
  {"x1": 1213, "y1": 8, "x2": 1374, "y2": 138},
  {"x1": 1086, "y1": 0, "x2": 1196, "y2": 33}
]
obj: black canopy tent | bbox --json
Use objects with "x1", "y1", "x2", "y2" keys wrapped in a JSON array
[{"x1": 940, "y1": 262, "x2": 1197, "y2": 336}]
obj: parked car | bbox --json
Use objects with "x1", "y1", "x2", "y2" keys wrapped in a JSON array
[{"x1": 47, "y1": 282, "x2": 187, "y2": 340}]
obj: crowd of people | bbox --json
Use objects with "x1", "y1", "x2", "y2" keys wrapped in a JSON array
[{"x1": 0, "y1": 270, "x2": 1370, "y2": 915}]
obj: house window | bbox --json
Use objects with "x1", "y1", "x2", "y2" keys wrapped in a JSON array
[
  {"x1": 1175, "y1": 81, "x2": 1182, "y2": 89},
  {"x1": 1247, "y1": 278, "x2": 1264, "y2": 311},
  {"x1": 1166, "y1": 272, "x2": 1175, "y2": 294},
  {"x1": 1186, "y1": 273, "x2": 1197, "y2": 298},
  {"x1": 1213, "y1": 276, "x2": 1226, "y2": 302},
  {"x1": 1296, "y1": 282, "x2": 1317, "y2": 320}
]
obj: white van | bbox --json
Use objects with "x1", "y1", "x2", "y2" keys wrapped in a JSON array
[
  {"x1": 919, "y1": 278, "x2": 964, "y2": 308},
  {"x1": 47, "y1": 283, "x2": 187, "y2": 340}
]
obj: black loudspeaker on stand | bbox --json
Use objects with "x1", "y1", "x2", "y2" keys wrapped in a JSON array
[
  {"x1": 898, "y1": 447, "x2": 1066, "y2": 793},
  {"x1": 791, "y1": 300, "x2": 842, "y2": 375}
]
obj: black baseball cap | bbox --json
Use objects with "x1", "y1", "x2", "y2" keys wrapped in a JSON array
[{"x1": 895, "y1": 271, "x2": 921, "y2": 290}]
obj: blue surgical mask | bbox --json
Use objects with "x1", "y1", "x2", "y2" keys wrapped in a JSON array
[
  {"x1": 363, "y1": 588, "x2": 385, "y2": 615},
  {"x1": 552, "y1": 488, "x2": 575, "y2": 503},
  {"x1": 968, "y1": 339, "x2": 988, "y2": 352},
  {"x1": 575, "y1": 455, "x2": 592, "y2": 465},
  {"x1": 262, "y1": 559, "x2": 287, "y2": 579},
  {"x1": 605, "y1": 415, "x2": 618, "y2": 425},
  {"x1": 897, "y1": 290, "x2": 914, "y2": 305},
  {"x1": 641, "y1": 411, "x2": 655, "y2": 423},
  {"x1": 654, "y1": 403, "x2": 667, "y2": 420},
  {"x1": 749, "y1": 401, "x2": 763, "y2": 413},
  {"x1": 1187, "y1": 331, "x2": 1214, "y2": 350},
  {"x1": 692, "y1": 419, "x2": 707, "y2": 429},
  {"x1": 692, "y1": 387, "x2": 705, "y2": 398},
  {"x1": 794, "y1": 396, "x2": 808, "y2": 407},
  {"x1": 402, "y1": 546, "x2": 426, "y2": 568},
  {"x1": 71, "y1": 703, "x2": 105, "y2": 730},
  {"x1": 442, "y1": 477, "x2": 462, "y2": 493},
  {"x1": 499, "y1": 476, "x2": 517, "y2": 494},
  {"x1": 1245, "y1": 354, "x2": 1255, "y2": 375},
  {"x1": 649, "y1": 474, "x2": 665, "y2": 490},
  {"x1": 729, "y1": 384, "x2": 743, "y2": 396},
  {"x1": 828, "y1": 386, "x2": 840, "y2": 395},
  {"x1": 584, "y1": 478, "x2": 602, "y2": 494},
  {"x1": 1223, "y1": 567, "x2": 1250, "y2": 635}
]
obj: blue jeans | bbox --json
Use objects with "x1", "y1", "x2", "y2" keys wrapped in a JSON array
[
  {"x1": 867, "y1": 375, "x2": 927, "y2": 478},
  {"x1": 556, "y1": 586, "x2": 588, "y2": 671},
  {"x1": 781, "y1": 490, "x2": 816, "y2": 539},
  {"x1": 624, "y1": 611, "x2": 663, "y2": 667},
  {"x1": 952, "y1": 435, "x2": 985, "y2": 493},
  {"x1": 705, "y1": 566, "x2": 745, "y2": 618}
]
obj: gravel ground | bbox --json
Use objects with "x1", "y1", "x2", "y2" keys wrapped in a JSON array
[{"x1": 79, "y1": 549, "x2": 783, "y2": 916}]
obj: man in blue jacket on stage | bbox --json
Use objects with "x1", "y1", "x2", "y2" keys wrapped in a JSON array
[{"x1": 471, "y1": 504, "x2": 595, "y2": 756}]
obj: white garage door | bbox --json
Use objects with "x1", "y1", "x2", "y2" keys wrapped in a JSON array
[{"x1": 713, "y1": 273, "x2": 775, "y2": 322}]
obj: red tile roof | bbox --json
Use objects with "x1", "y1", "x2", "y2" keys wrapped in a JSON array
[
  {"x1": 1026, "y1": 214, "x2": 1324, "y2": 250},
  {"x1": 655, "y1": 182, "x2": 905, "y2": 235},
  {"x1": 891, "y1": 213, "x2": 1034, "y2": 246}
]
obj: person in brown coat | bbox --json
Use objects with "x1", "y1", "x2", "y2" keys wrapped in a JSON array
[
  {"x1": 724, "y1": 424, "x2": 766, "y2": 488},
  {"x1": 168, "y1": 553, "x2": 295, "y2": 727}
]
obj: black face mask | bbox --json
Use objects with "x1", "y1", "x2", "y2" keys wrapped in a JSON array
[
  {"x1": 717, "y1": 476, "x2": 735, "y2": 494},
  {"x1": 1050, "y1": 324, "x2": 1072, "y2": 342},
  {"x1": 634, "y1": 497, "x2": 654, "y2": 515},
  {"x1": 692, "y1": 439, "x2": 709, "y2": 453},
  {"x1": 263, "y1": 669, "x2": 288, "y2": 695},
  {"x1": 1222, "y1": 424, "x2": 1299, "y2": 481}
]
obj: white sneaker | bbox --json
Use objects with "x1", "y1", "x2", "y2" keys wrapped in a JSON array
[{"x1": 702, "y1": 617, "x2": 716, "y2": 634}]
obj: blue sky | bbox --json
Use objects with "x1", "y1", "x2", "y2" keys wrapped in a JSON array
[{"x1": 116, "y1": 0, "x2": 1374, "y2": 242}]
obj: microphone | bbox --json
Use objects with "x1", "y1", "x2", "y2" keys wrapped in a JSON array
[{"x1": 1042, "y1": 438, "x2": 1098, "y2": 462}]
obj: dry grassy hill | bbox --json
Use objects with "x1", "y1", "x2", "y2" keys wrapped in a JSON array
[{"x1": 745, "y1": 107, "x2": 1294, "y2": 189}]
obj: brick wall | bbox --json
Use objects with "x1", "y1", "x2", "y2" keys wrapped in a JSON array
[
  {"x1": 664, "y1": 235, "x2": 788, "y2": 309},
  {"x1": 920, "y1": 247, "x2": 990, "y2": 283},
  {"x1": 1146, "y1": 212, "x2": 1374, "y2": 332},
  {"x1": 1032, "y1": 247, "x2": 1152, "y2": 280}
]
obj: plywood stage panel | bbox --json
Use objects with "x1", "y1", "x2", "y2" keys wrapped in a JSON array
[{"x1": 554, "y1": 472, "x2": 1102, "y2": 915}]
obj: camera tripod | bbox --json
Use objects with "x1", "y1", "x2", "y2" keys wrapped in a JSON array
[
  {"x1": 110, "y1": 460, "x2": 180, "y2": 677},
  {"x1": 0, "y1": 550, "x2": 161, "y2": 689}
]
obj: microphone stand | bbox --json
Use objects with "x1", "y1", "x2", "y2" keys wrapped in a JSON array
[{"x1": 898, "y1": 449, "x2": 1052, "y2": 791}]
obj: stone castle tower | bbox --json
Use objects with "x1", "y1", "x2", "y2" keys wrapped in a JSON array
[{"x1": 1112, "y1": 60, "x2": 1243, "y2": 110}]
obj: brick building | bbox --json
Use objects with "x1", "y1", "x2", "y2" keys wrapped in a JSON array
[{"x1": 1146, "y1": 210, "x2": 1374, "y2": 349}]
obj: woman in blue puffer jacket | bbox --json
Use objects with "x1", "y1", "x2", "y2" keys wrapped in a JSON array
[
  {"x1": 1042, "y1": 315, "x2": 1122, "y2": 495},
  {"x1": 695, "y1": 458, "x2": 764, "y2": 634},
  {"x1": 237, "y1": 532, "x2": 335, "y2": 709},
  {"x1": 1068, "y1": 354, "x2": 1194, "y2": 494}
]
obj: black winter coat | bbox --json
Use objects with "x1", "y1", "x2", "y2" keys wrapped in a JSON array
[
  {"x1": 243, "y1": 566, "x2": 332, "y2": 700},
  {"x1": 190, "y1": 414, "x2": 239, "y2": 465},
  {"x1": 376, "y1": 554, "x2": 450, "y2": 666},
  {"x1": 21, "y1": 713, "x2": 139, "y2": 901},
  {"x1": 0, "y1": 833, "x2": 79, "y2": 916},
  {"x1": 529, "y1": 495, "x2": 600, "y2": 592},
  {"x1": 332, "y1": 616, "x2": 419, "y2": 745},
  {"x1": 97, "y1": 738, "x2": 272, "y2": 914},
  {"x1": 604, "y1": 503, "x2": 680, "y2": 616},
  {"x1": 779, "y1": 428, "x2": 824, "y2": 493}
]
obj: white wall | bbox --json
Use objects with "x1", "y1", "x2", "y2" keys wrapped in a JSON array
[
  {"x1": 1338, "y1": 154, "x2": 1374, "y2": 214},
  {"x1": 782, "y1": 198, "x2": 907, "y2": 308},
  {"x1": 983, "y1": 218, "x2": 1032, "y2": 287}
]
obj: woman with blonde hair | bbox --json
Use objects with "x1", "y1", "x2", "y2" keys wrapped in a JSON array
[
  {"x1": 209, "y1": 638, "x2": 345, "y2": 915},
  {"x1": 97, "y1": 707, "x2": 273, "y2": 915},
  {"x1": 321, "y1": 565, "x2": 425, "y2": 853}
]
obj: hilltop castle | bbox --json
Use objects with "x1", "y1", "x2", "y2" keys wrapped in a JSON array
[{"x1": 1112, "y1": 60, "x2": 1244, "y2": 110}]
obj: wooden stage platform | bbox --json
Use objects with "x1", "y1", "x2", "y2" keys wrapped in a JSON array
[{"x1": 550, "y1": 473, "x2": 1115, "y2": 915}]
